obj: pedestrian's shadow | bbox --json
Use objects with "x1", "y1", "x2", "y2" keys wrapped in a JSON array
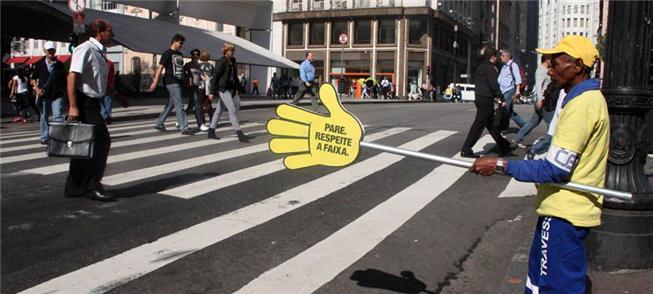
[{"x1": 350, "y1": 269, "x2": 436, "y2": 294}]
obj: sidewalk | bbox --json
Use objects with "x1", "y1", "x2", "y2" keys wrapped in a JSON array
[{"x1": 0, "y1": 94, "x2": 434, "y2": 124}]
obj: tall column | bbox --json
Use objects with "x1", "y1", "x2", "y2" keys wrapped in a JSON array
[{"x1": 586, "y1": 0, "x2": 653, "y2": 271}]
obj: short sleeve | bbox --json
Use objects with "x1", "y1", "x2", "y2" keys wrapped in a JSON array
[
  {"x1": 69, "y1": 45, "x2": 86, "y2": 74},
  {"x1": 159, "y1": 50, "x2": 171, "y2": 66}
]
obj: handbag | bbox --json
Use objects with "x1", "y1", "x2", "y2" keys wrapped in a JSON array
[
  {"x1": 47, "y1": 121, "x2": 96, "y2": 159},
  {"x1": 493, "y1": 104, "x2": 507, "y2": 130}
]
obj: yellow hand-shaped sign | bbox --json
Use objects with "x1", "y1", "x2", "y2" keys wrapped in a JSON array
[{"x1": 267, "y1": 83, "x2": 365, "y2": 169}]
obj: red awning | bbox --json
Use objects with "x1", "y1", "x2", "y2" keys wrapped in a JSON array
[
  {"x1": 4, "y1": 56, "x2": 30, "y2": 64},
  {"x1": 26, "y1": 56, "x2": 43, "y2": 65},
  {"x1": 57, "y1": 55, "x2": 71, "y2": 63}
]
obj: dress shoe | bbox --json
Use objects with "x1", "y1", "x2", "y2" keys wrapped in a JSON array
[
  {"x1": 460, "y1": 151, "x2": 479, "y2": 158},
  {"x1": 86, "y1": 188, "x2": 116, "y2": 202},
  {"x1": 181, "y1": 128, "x2": 197, "y2": 135},
  {"x1": 207, "y1": 128, "x2": 220, "y2": 139},
  {"x1": 498, "y1": 149, "x2": 518, "y2": 157},
  {"x1": 154, "y1": 125, "x2": 167, "y2": 132},
  {"x1": 105, "y1": 117, "x2": 113, "y2": 125},
  {"x1": 236, "y1": 130, "x2": 250, "y2": 143}
]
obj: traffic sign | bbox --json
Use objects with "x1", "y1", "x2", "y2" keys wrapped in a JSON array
[
  {"x1": 73, "y1": 12, "x2": 86, "y2": 34},
  {"x1": 339, "y1": 33, "x2": 348, "y2": 45},
  {"x1": 68, "y1": 0, "x2": 85, "y2": 13}
]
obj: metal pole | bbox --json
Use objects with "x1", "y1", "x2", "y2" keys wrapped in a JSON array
[{"x1": 360, "y1": 141, "x2": 633, "y2": 200}]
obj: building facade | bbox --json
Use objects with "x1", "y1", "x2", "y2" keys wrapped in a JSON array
[
  {"x1": 538, "y1": 0, "x2": 601, "y2": 49},
  {"x1": 273, "y1": 0, "x2": 479, "y2": 97},
  {"x1": 273, "y1": 0, "x2": 526, "y2": 97}
]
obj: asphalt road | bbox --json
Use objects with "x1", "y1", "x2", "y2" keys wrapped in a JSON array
[{"x1": 2, "y1": 103, "x2": 545, "y2": 293}]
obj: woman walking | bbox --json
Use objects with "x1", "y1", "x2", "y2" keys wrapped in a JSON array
[
  {"x1": 8, "y1": 68, "x2": 33, "y2": 123},
  {"x1": 207, "y1": 43, "x2": 250, "y2": 143}
]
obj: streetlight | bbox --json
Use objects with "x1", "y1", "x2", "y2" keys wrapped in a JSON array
[{"x1": 453, "y1": 24, "x2": 459, "y2": 99}]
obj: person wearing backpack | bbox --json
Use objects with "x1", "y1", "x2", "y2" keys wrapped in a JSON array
[
  {"x1": 497, "y1": 49, "x2": 526, "y2": 132},
  {"x1": 511, "y1": 55, "x2": 554, "y2": 147}
]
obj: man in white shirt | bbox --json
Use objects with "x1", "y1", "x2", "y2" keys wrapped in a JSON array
[
  {"x1": 65, "y1": 19, "x2": 115, "y2": 201},
  {"x1": 497, "y1": 49, "x2": 527, "y2": 131}
]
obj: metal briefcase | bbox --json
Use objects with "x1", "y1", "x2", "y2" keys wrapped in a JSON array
[{"x1": 47, "y1": 122, "x2": 96, "y2": 159}]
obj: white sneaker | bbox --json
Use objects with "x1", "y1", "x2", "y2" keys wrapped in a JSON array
[
  {"x1": 175, "y1": 122, "x2": 180, "y2": 129},
  {"x1": 199, "y1": 124, "x2": 209, "y2": 132}
]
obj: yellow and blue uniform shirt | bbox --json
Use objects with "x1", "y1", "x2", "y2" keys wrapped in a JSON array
[{"x1": 505, "y1": 79, "x2": 609, "y2": 227}]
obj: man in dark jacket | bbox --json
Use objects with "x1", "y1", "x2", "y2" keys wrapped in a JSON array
[
  {"x1": 460, "y1": 47, "x2": 514, "y2": 158},
  {"x1": 31, "y1": 41, "x2": 66, "y2": 144},
  {"x1": 206, "y1": 43, "x2": 249, "y2": 143}
]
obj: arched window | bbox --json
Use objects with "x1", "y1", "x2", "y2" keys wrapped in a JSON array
[{"x1": 131, "y1": 57, "x2": 141, "y2": 74}]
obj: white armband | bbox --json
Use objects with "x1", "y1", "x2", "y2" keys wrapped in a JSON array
[{"x1": 545, "y1": 144, "x2": 579, "y2": 173}]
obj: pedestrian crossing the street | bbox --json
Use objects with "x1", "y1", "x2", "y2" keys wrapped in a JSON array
[{"x1": 3, "y1": 120, "x2": 537, "y2": 293}]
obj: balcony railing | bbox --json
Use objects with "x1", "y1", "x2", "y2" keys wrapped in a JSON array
[{"x1": 284, "y1": 0, "x2": 432, "y2": 12}]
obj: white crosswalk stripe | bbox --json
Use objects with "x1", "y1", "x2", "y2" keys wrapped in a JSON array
[
  {"x1": 17, "y1": 130, "x2": 456, "y2": 294},
  {"x1": 235, "y1": 135, "x2": 494, "y2": 293},
  {"x1": 160, "y1": 127, "x2": 412, "y2": 198},
  {"x1": 20, "y1": 129, "x2": 267, "y2": 175},
  {"x1": 0, "y1": 123, "x2": 261, "y2": 164}
]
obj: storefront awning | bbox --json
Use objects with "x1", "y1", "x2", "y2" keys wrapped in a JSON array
[
  {"x1": 4, "y1": 56, "x2": 30, "y2": 64},
  {"x1": 1, "y1": 1, "x2": 297, "y2": 69},
  {"x1": 107, "y1": 0, "x2": 272, "y2": 30}
]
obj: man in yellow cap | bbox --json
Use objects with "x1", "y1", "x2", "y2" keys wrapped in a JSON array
[{"x1": 470, "y1": 36, "x2": 609, "y2": 293}]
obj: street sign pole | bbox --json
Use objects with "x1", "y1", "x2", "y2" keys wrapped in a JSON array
[{"x1": 339, "y1": 33, "x2": 348, "y2": 98}]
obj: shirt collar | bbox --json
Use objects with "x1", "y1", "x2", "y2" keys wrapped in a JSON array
[
  {"x1": 561, "y1": 79, "x2": 601, "y2": 108},
  {"x1": 89, "y1": 37, "x2": 107, "y2": 54}
]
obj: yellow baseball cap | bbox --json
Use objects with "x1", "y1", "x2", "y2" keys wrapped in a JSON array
[{"x1": 536, "y1": 35, "x2": 598, "y2": 68}]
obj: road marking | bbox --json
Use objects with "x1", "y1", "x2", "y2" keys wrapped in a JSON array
[
  {"x1": 0, "y1": 123, "x2": 262, "y2": 165},
  {"x1": 19, "y1": 129, "x2": 267, "y2": 175},
  {"x1": 161, "y1": 127, "x2": 412, "y2": 198},
  {"x1": 103, "y1": 144, "x2": 269, "y2": 186},
  {"x1": 498, "y1": 179, "x2": 538, "y2": 198},
  {"x1": 234, "y1": 136, "x2": 491, "y2": 294},
  {"x1": 17, "y1": 130, "x2": 455, "y2": 294}
]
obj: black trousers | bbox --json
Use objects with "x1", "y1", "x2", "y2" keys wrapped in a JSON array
[
  {"x1": 461, "y1": 99, "x2": 511, "y2": 153},
  {"x1": 291, "y1": 82, "x2": 318, "y2": 111},
  {"x1": 65, "y1": 93, "x2": 111, "y2": 196}
]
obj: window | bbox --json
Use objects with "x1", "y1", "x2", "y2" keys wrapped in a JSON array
[
  {"x1": 100, "y1": 0, "x2": 117, "y2": 10},
  {"x1": 354, "y1": 20, "x2": 371, "y2": 44},
  {"x1": 580, "y1": 5, "x2": 584, "y2": 13},
  {"x1": 288, "y1": 23, "x2": 304, "y2": 46},
  {"x1": 331, "y1": 0, "x2": 347, "y2": 9},
  {"x1": 574, "y1": 5, "x2": 578, "y2": 13},
  {"x1": 132, "y1": 57, "x2": 141, "y2": 73},
  {"x1": 574, "y1": 18, "x2": 577, "y2": 27},
  {"x1": 408, "y1": 19, "x2": 427, "y2": 45},
  {"x1": 311, "y1": 0, "x2": 324, "y2": 10},
  {"x1": 216, "y1": 23, "x2": 223, "y2": 32},
  {"x1": 376, "y1": 51, "x2": 395, "y2": 74},
  {"x1": 290, "y1": 0, "x2": 302, "y2": 11},
  {"x1": 580, "y1": 19, "x2": 584, "y2": 28},
  {"x1": 309, "y1": 22, "x2": 325, "y2": 45},
  {"x1": 567, "y1": 18, "x2": 571, "y2": 27},
  {"x1": 331, "y1": 20, "x2": 348, "y2": 44},
  {"x1": 377, "y1": 19, "x2": 395, "y2": 44}
]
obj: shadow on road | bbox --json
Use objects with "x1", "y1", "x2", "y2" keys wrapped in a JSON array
[{"x1": 350, "y1": 268, "x2": 436, "y2": 294}]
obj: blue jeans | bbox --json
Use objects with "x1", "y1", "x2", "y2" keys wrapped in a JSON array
[
  {"x1": 513, "y1": 105, "x2": 544, "y2": 143},
  {"x1": 39, "y1": 96, "x2": 64, "y2": 142},
  {"x1": 100, "y1": 95, "x2": 112, "y2": 120},
  {"x1": 156, "y1": 84, "x2": 188, "y2": 131},
  {"x1": 502, "y1": 88, "x2": 526, "y2": 129},
  {"x1": 528, "y1": 135, "x2": 552, "y2": 158},
  {"x1": 189, "y1": 86, "x2": 204, "y2": 127}
]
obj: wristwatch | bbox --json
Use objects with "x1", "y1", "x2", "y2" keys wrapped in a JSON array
[{"x1": 495, "y1": 158, "x2": 507, "y2": 175}]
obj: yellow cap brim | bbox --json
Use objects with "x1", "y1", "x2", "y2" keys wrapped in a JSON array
[{"x1": 536, "y1": 47, "x2": 564, "y2": 54}]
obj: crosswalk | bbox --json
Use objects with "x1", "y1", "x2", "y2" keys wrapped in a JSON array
[{"x1": 1, "y1": 118, "x2": 538, "y2": 293}]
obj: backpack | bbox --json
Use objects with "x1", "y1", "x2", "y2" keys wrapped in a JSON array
[{"x1": 508, "y1": 61, "x2": 528, "y2": 92}]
